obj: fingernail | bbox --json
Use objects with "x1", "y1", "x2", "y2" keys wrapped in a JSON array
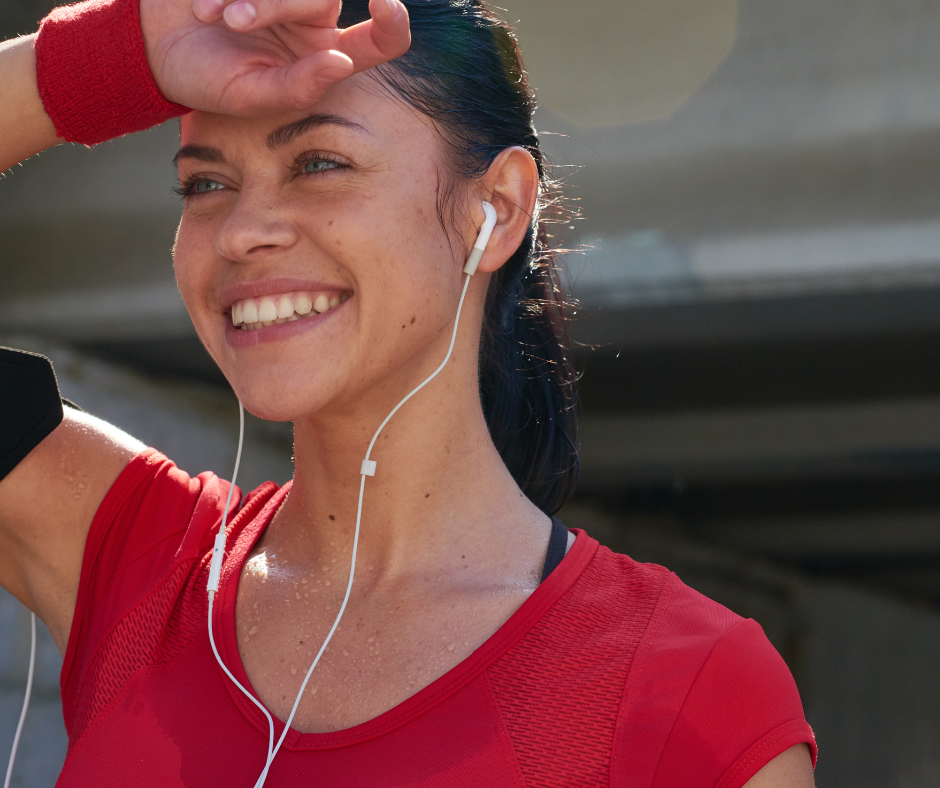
[
  {"x1": 193, "y1": 0, "x2": 224, "y2": 20},
  {"x1": 223, "y1": 1, "x2": 257, "y2": 28},
  {"x1": 384, "y1": 0, "x2": 402, "y2": 16},
  {"x1": 318, "y1": 67, "x2": 352, "y2": 83}
]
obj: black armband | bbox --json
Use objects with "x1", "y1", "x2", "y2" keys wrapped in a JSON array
[{"x1": 0, "y1": 347, "x2": 66, "y2": 482}]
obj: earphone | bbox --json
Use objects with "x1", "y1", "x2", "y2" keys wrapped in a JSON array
[{"x1": 207, "y1": 200, "x2": 499, "y2": 787}]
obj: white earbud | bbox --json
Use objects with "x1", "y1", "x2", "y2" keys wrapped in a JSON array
[
  {"x1": 207, "y1": 200, "x2": 499, "y2": 788},
  {"x1": 463, "y1": 200, "x2": 498, "y2": 276}
]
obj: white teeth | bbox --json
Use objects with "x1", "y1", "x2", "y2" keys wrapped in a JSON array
[
  {"x1": 258, "y1": 297, "x2": 277, "y2": 322},
  {"x1": 231, "y1": 290, "x2": 347, "y2": 330},
  {"x1": 277, "y1": 295, "x2": 294, "y2": 319},
  {"x1": 242, "y1": 300, "x2": 259, "y2": 324},
  {"x1": 295, "y1": 294, "x2": 313, "y2": 316}
]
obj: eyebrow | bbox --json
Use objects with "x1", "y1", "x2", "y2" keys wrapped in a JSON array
[
  {"x1": 172, "y1": 114, "x2": 366, "y2": 167},
  {"x1": 266, "y1": 113, "x2": 367, "y2": 149},
  {"x1": 172, "y1": 145, "x2": 226, "y2": 167}
]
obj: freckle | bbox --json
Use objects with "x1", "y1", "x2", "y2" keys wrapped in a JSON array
[
  {"x1": 249, "y1": 626, "x2": 259, "y2": 635},
  {"x1": 402, "y1": 324, "x2": 406, "y2": 329},
  {"x1": 410, "y1": 316, "x2": 416, "y2": 325},
  {"x1": 328, "y1": 220, "x2": 334, "y2": 226},
  {"x1": 425, "y1": 493, "x2": 430, "y2": 499},
  {"x1": 329, "y1": 514, "x2": 335, "y2": 521}
]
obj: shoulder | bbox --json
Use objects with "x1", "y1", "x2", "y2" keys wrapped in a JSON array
[
  {"x1": 61, "y1": 451, "x2": 280, "y2": 722},
  {"x1": 611, "y1": 565, "x2": 816, "y2": 788},
  {"x1": 487, "y1": 532, "x2": 814, "y2": 787}
]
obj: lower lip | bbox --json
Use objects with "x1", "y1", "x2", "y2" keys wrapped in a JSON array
[{"x1": 224, "y1": 303, "x2": 344, "y2": 349}]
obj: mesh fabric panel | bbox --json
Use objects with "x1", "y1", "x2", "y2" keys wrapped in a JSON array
[
  {"x1": 486, "y1": 548, "x2": 669, "y2": 786},
  {"x1": 69, "y1": 559, "x2": 208, "y2": 745}
]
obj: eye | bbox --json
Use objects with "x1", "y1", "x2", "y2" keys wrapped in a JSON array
[
  {"x1": 302, "y1": 158, "x2": 341, "y2": 175},
  {"x1": 193, "y1": 178, "x2": 226, "y2": 194},
  {"x1": 173, "y1": 176, "x2": 227, "y2": 199}
]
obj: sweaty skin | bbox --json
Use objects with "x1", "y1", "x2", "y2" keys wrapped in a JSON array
[{"x1": 0, "y1": 1, "x2": 813, "y2": 783}]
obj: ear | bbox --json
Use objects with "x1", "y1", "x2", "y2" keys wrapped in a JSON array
[{"x1": 472, "y1": 146, "x2": 540, "y2": 274}]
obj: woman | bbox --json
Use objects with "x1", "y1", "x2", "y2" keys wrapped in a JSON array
[{"x1": 0, "y1": 0, "x2": 816, "y2": 785}]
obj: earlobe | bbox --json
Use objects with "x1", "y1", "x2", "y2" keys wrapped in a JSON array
[{"x1": 473, "y1": 146, "x2": 541, "y2": 274}]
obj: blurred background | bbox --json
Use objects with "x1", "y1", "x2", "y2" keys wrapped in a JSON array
[{"x1": 3, "y1": 0, "x2": 940, "y2": 784}]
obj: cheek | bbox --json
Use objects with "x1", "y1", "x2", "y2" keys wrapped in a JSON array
[{"x1": 173, "y1": 218, "x2": 217, "y2": 338}]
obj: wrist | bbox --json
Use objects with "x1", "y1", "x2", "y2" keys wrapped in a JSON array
[{"x1": 34, "y1": 0, "x2": 190, "y2": 146}]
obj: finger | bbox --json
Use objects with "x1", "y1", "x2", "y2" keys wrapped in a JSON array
[
  {"x1": 222, "y1": 49, "x2": 354, "y2": 116},
  {"x1": 195, "y1": 0, "x2": 343, "y2": 32},
  {"x1": 337, "y1": 0, "x2": 411, "y2": 72}
]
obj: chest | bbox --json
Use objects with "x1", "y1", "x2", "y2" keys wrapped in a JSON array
[{"x1": 233, "y1": 565, "x2": 534, "y2": 733}]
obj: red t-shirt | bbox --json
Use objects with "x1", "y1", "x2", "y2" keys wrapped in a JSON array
[{"x1": 57, "y1": 450, "x2": 816, "y2": 787}]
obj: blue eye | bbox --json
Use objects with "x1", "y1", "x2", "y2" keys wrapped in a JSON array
[
  {"x1": 303, "y1": 158, "x2": 340, "y2": 174},
  {"x1": 193, "y1": 179, "x2": 225, "y2": 194}
]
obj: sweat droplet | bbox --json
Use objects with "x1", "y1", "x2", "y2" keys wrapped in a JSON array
[
  {"x1": 290, "y1": 666, "x2": 297, "y2": 675},
  {"x1": 249, "y1": 626, "x2": 259, "y2": 636},
  {"x1": 447, "y1": 642, "x2": 456, "y2": 651}
]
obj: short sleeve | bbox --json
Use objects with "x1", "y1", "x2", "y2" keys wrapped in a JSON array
[
  {"x1": 60, "y1": 450, "x2": 234, "y2": 729},
  {"x1": 651, "y1": 618, "x2": 817, "y2": 788}
]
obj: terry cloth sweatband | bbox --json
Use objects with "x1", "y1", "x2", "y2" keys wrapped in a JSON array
[
  {"x1": 34, "y1": 0, "x2": 191, "y2": 145},
  {"x1": 0, "y1": 348, "x2": 66, "y2": 482}
]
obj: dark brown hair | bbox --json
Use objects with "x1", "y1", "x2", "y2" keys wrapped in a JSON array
[{"x1": 340, "y1": 0, "x2": 580, "y2": 514}]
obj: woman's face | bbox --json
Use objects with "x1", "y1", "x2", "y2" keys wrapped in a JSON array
[{"x1": 173, "y1": 75, "x2": 478, "y2": 423}]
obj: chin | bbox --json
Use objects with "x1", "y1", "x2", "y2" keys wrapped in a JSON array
[{"x1": 216, "y1": 363, "x2": 333, "y2": 423}]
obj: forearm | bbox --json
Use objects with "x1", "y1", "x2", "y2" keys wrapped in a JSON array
[{"x1": 0, "y1": 35, "x2": 60, "y2": 174}]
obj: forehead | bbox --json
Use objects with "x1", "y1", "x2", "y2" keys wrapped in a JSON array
[{"x1": 178, "y1": 74, "x2": 437, "y2": 155}]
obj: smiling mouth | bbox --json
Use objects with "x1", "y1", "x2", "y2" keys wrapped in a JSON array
[{"x1": 230, "y1": 291, "x2": 349, "y2": 331}]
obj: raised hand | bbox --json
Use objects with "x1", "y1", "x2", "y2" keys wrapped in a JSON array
[{"x1": 140, "y1": 0, "x2": 410, "y2": 117}]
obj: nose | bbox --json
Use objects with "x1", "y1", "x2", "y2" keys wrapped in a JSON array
[{"x1": 215, "y1": 191, "x2": 301, "y2": 263}]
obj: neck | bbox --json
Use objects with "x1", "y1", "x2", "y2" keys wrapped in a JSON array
[{"x1": 269, "y1": 359, "x2": 549, "y2": 584}]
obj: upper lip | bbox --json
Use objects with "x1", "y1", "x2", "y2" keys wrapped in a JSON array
[{"x1": 218, "y1": 277, "x2": 350, "y2": 311}]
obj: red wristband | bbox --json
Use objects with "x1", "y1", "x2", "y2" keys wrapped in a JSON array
[{"x1": 35, "y1": 0, "x2": 190, "y2": 146}]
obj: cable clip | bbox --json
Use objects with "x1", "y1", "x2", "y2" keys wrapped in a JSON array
[{"x1": 360, "y1": 459, "x2": 377, "y2": 477}]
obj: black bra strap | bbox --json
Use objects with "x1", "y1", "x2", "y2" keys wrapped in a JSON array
[{"x1": 540, "y1": 517, "x2": 570, "y2": 583}]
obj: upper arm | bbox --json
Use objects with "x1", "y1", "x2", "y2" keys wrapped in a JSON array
[
  {"x1": 0, "y1": 408, "x2": 144, "y2": 651},
  {"x1": 743, "y1": 744, "x2": 815, "y2": 788}
]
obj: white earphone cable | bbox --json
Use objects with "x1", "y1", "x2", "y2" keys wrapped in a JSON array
[
  {"x1": 4, "y1": 611, "x2": 35, "y2": 788},
  {"x1": 205, "y1": 404, "x2": 277, "y2": 767},
  {"x1": 253, "y1": 271, "x2": 473, "y2": 786},
  {"x1": 208, "y1": 201, "x2": 493, "y2": 787}
]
